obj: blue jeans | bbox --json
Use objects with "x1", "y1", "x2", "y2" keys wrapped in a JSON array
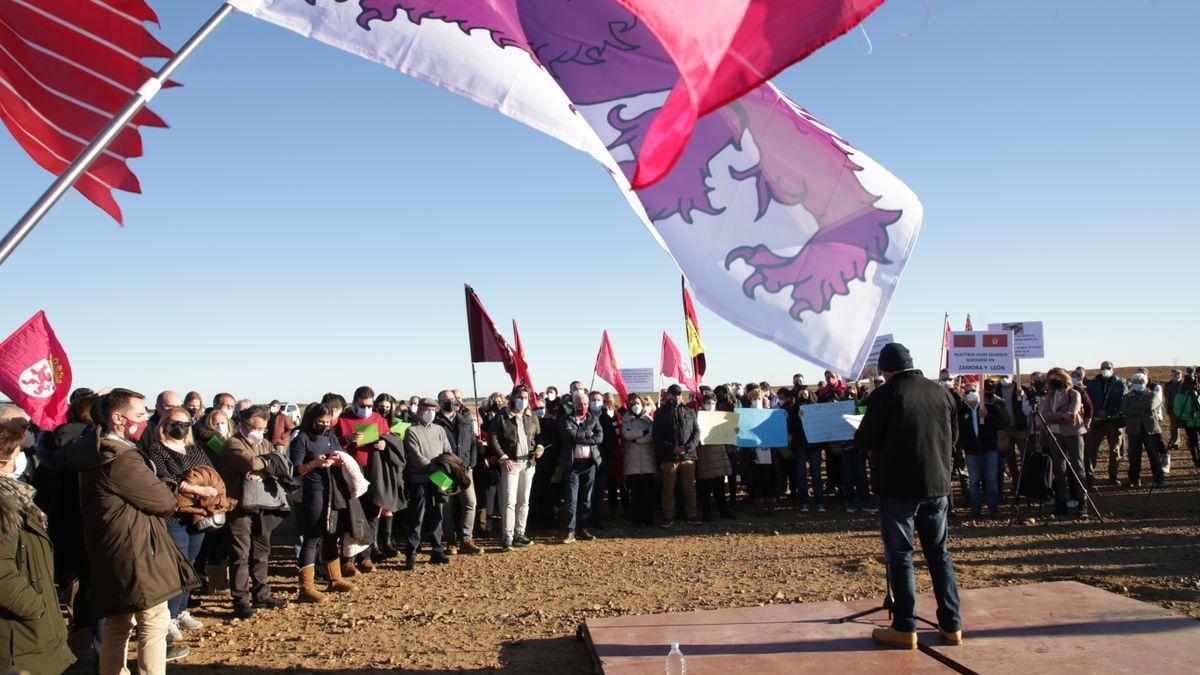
[
  {"x1": 838, "y1": 449, "x2": 870, "y2": 506},
  {"x1": 794, "y1": 448, "x2": 824, "y2": 506},
  {"x1": 404, "y1": 481, "x2": 443, "y2": 555},
  {"x1": 965, "y1": 452, "x2": 999, "y2": 513},
  {"x1": 589, "y1": 461, "x2": 609, "y2": 525},
  {"x1": 879, "y1": 496, "x2": 961, "y2": 633},
  {"x1": 563, "y1": 461, "x2": 596, "y2": 533},
  {"x1": 166, "y1": 521, "x2": 205, "y2": 618}
]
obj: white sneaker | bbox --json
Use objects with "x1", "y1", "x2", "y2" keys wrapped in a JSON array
[
  {"x1": 1066, "y1": 499, "x2": 1079, "y2": 509},
  {"x1": 167, "y1": 619, "x2": 183, "y2": 643},
  {"x1": 177, "y1": 610, "x2": 203, "y2": 630}
]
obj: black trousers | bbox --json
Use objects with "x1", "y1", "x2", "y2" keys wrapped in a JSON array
[
  {"x1": 228, "y1": 511, "x2": 277, "y2": 606},
  {"x1": 298, "y1": 496, "x2": 346, "y2": 568},
  {"x1": 626, "y1": 474, "x2": 656, "y2": 525},
  {"x1": 697, "y1": 477, "x2": 728, "y2": 520}
]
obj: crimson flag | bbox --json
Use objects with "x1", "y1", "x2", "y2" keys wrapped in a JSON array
[
  {"x1": 0, "y1": 311, "x2": 73, "y2": 429},
  {"x1": 618, "y1": 0, "x2": 886, "y2": 188},
  {"x1": 594, "y1": 331, "x2": 629, "y2": 403},
  {"x1": 942, "y1": 313, "x2": 951, "y2": 370},
  {"x1": 0, "y1": 0, "x2": 178, "y2": 222},
  {"x1": 659, "y1": 332, "x2": 699, "y2": 396},
  {"x1": 512, "y1": 319, "x2": 536, "y2": 396},
  {"x1": 464, "y1": 285, "x2": 517, "y2": 383}
]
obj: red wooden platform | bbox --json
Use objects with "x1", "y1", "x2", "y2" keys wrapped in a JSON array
[{"x1": 582, "y1": 581, "x2": 1200, "y2": 674}]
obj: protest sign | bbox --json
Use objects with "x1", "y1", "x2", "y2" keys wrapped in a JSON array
[
  {"x1": 800, "y1": 400, "x2": 859, "y2": 443},
  {"x1": 698, "y1": 410, "x2": 739, "y2": 445},
  {"x1": 356, "y1": 421, "x2": 380, "y2": 446},
  {"x1": 987, "y1": 321, "x2": 1044, "y2": 359},
  {"x1": 619, "y1": 367, "x2": 656, "y2": 393},
  {"x1": 860, "y1": 333, "x2": 894, "y2": 377},
  {"x1": 948, "y1": 331, "x2": 1016, "y2": 375},
  {"x1": 734, "y1": 408, "x2": 787, "y2": 447}
]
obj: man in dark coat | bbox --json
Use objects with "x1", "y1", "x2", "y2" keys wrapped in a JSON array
[
  {"x1": 434, "y1": 390, "x2": 481, "y2": 555},
  {"x1": 652, "y1": 384, "x2": 701, "y2": 527},
  {"x1": 854, "y1": 343, "x2": 963, "y2": 650},
  {"x1": 67, "y1": 389, "x2": 200, "y2": 673},
  {"x1": 558, "y1": 390, "x2": 603, "y2": 544}
]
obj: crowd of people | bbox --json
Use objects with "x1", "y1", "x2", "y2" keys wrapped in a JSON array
[{"x1": 0, "y1": 358, "x2": 1197, "y2": 673}]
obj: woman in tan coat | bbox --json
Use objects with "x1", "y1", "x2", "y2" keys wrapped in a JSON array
[
  {"x1": 695, "y1": 393, "x2": 733, "y2": 520},
  {"x1": 621, "y1": 394, "x2": 657, "y2": 527},
  {"x1": 1037, "y1": 368, "x2": 1087, "y2": 517}
]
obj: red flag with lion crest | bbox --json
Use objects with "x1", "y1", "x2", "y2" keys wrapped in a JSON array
[{"x1": 0, "y1": 311, "x2": 72, "y2": 429}]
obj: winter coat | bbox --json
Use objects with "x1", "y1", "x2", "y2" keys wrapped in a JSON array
[
  {"x1": 1121, "y1": 389, "x2": 1163, "y2": 436},
  {"x1": 220, "y1": 432, "x2": 277, "y2": 506},
  {"x1": 287, "y1": 431, "x2": 343, "y2": 509},
  {"x1": 172, "y1": 466, "x2": 236, "y2": 526},
  {"x1": 558, "y1": 413, "x2": 604, "y2": 469},
  {"x1": 404, "y1": 423, "x2": 452, "y2": 480},
  {"x1": 30, "y1": 423, "x2": 87, "y2": 587},
  {"x1": 434, "y1": 410, "x2": 478, "y2": 469},
  {"x1": 1173, "y1": 392, "x2": 1200, "y2": 428},
  {"x1": 1037, "y1": 388, "x2": 1086, "y2": 436},
  {"x1": 488, "y1": 407, "x2": 541, "y2": 462},
  {"x1": 333, "y1": 411, "x2": 392, "y2": 469},
  {"x1": 1086, "y1": 375, "x2": 1128, "y2": 419},
  {"x1": 365, "y1": 434, "x2": 407, "y2": 513},
  {"x1": 0, "y1": 476, "x2": 75, "y2": 675},
  {"x1": 66, "y1": 429, "x2": 199, "y2": 618},
  {"x1": 854, "y1": 370, "x2": 957, "y2": 499},
  {"x1": 621, "y1": 413, "x2": 657, "y2": 476},
  {"x1": 652, "y1": 403, "x2": 701, "y2": 463},
  {"x1": 956, "y1": 400, "x2": 1009, "y2": 455},
  {"x1": 696, "y1": 444, "x2": 732, "y2": 480}
]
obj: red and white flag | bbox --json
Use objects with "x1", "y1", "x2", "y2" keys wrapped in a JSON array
[
  {"x1": 594, "y1": 330, "x2": 629, "y2": 403},
  {"x1": 659, "y1": 332, "x2": 699, "y2": 396},
  {"x1": 0, "y1": 0, "x2": 176, "y2": 221},
  {"x1": 0, "y1": 311, "x2": 73, "y2": 429}
]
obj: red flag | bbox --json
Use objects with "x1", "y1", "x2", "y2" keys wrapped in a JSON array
[
  {"x1": 512, "y1": 319, "x2": 536, "y2": 396},
  {"x1": 594, "y1": 331, "x2": 629, "y2": 403},
  {"x1": 0, "y1": 311, "x2": 73, "y2": 429},
  {"x1": 965, "y1": 314, "x2": 973, "y2": 331},
  {"x1": 618, "y1": 0, "x2": 886, "y2": 188},
  {"x1": 681, "y1": 278, "x2": 706, "y2": 382},
  {"x1": 464, "y1": 285, "x2": 518, "y2": 383},
  {"x1": 659, "y1": 332, "x2": 699, "y2": 395},
  {"x1": 942, "y1": 314, "x2": 951, "y2": 370},
  {"x1": 0, "y1": 0, "x2": 177, "y2": 222}
]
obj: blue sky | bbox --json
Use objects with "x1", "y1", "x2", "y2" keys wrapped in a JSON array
[{"x1": 1, "y1": 1, "x2": 1197, "y2": 403}]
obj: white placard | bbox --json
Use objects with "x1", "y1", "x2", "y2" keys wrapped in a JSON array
[
  {"x1": 859, "y1": 333, "x2": 894, "y2": 377},
  {"x1": 986, "y1": 322, "x2": 1044, "y2": 360},
  {"x1": 948, "y1": 331, "x2": 1016, "y2": 375},
  {"x1": 619, "y1": 367, "x2": 656, "y2": 393},
  {"x1": 800, "y1": 400, "x2": 859, "y2": 443}
]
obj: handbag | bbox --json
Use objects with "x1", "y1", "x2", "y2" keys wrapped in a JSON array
[{"x1": 240, "y1": 474, "x2": 291, "y2": 513}]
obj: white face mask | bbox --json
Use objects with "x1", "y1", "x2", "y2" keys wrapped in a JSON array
[
  {"x1": 1131, "y1": 383, "x2": 1145, "y2": 392},
  {"x1": 246, "y1": 430, "x2": 265, "y2": 445},
  {"x1": 216, "y1": 422, "x2": 229, "y2": 436},
  {"x1": 704, "y1": 403, "x2": 717, "y2": 412},
  {"x1": 221, "y1": 407, "x2": 234, "y2": 420},
  {"x1": 1101, "y1": 369, "x2": 1113, "y2": 378},
  {"x1": 750, "y1": 399, "x2": 764, "y2": 409},
  {"x1": 630, "y1": 404, "x2": 643, "y2": 416},
  {"x1": 589, "y1": 401, "x2": 603, "y2": 413},
  {"x1": 419, "y1": 410, "x2": 435, "y2": 425},
  {"x1": 409, "y1": 404, "x2": 418, "y2": 414},
  {"x1": 1000, "y1": 377, "x2": 1011, "y2": 386},
  {"x1": 546, "y1": 392, "x2": 558, "y2": 402},
  {"x1": 357, "y1": 406, "x2": 372, "y2": 418},
  {"x1": 965, "y1": 392, "x2": 980, "y2": 405},
  {"x1": 535, "y1": 409, "x2": 545, "y2": 419}
]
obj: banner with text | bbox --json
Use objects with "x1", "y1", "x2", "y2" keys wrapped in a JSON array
[
  {"x1": 948, "y1": 331, "x2": 1016, "y2": 375},
  {"x1": 619, "y1": 368, "x2": 656, "y2": 394},
  {"x1": 986, "y1": 321, "x2": 1044, "y2": 359},
  {"x1": 859, "y1": 333, "x2": 894, "y2": 378},
  {"x1": 800, "y1": 400, "x2": 859, "y2": 443}
]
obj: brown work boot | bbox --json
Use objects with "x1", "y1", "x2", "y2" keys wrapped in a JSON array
[
  {"x1": 357, "y1": 557, "x2": 376, "y2": 573},
  {"x1": 341, "y1": 558, "x2": 361, "y2": 578},
  {"x1": 459, "y1": 539, "x2": 483, "y2": 555},
  {"x1": 872, "y1": 627, "x2": 917, "y2": 649},
  {"x1": 939, "y1": 628, "x2": 964, "y2": 645},
  {"x1": 325, "y1": 561, "x2": 357, "y2": 593},
  {"x1": 297, "y1": 565, "x2": 327, "y2": 604}
]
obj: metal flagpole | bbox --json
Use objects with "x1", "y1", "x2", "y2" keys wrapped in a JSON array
[
  {"x1": 0, "y1": 3, "x2": 237, "y2": 267},
  {"x1": 937, "y1": 311, "x2": 948, "y2": 373}
]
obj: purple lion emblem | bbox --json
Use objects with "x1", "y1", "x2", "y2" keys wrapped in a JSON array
[{"x1": 307, "y1": 0, "x2": 902, "y2": 321}]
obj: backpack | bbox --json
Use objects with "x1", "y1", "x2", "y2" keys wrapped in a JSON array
[{"x1": 1018, "y1": 451, "x2": 1053, "y2": 500}]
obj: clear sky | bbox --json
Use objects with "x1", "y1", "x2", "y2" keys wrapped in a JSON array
[{"x1": 1, "y1": 1, "x2": 1197, "y2": 403}]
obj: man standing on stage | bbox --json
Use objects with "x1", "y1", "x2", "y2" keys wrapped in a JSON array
[{"x1": 855, "y1": 342, "x2": 963, "y2": 649}]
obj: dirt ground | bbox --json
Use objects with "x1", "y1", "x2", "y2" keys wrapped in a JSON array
[{"x1": 141, "y1": 445, "x2": 1200, "y2": 674}]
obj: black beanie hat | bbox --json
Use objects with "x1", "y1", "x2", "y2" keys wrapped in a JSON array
[{"x1": 878, "y1": 342, "x2": 913, "y2": 372}]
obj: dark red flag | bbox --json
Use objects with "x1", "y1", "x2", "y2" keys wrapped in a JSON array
[
  {"x1": 0, "y1": 311, "x2": 73, "y2": 429},
  {"x1": 464, "y1": 285, "x2": 518, "y2": 382}
]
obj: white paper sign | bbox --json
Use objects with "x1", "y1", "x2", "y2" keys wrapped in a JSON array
[
  {"x1": 619, "y1": 367, "x2": 656, "y2": 393},
  {"x1": 859, "y1": 333, "x2": 894, "y2": 377},
  {"x1": 948, "y1": 331, "x2": 1016, "y2": 375},
  {"x1": 986, "y1": 322, "x2": 1044, "y2": 360},
  {"x1": 800, "y1": 400, "x2": 859, "y2": 443}
]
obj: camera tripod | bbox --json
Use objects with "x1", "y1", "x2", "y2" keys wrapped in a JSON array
[{"x1": 1030, "y1": 407, "x2": 1104, "y2": 521}]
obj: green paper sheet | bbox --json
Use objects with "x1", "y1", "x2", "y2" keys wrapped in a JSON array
[
  {"x1": 390, "y1": 420, "x2": 411, "y2": 438},
  {"x1": 356, "y1": 422, "x2": 380, "y2": 447},
  {"x1": 429, "y1": 470, "x2": 453, "y2": 490},
  {"x1": 205, "y1": 435, "x2": 224, "y2": 454}
]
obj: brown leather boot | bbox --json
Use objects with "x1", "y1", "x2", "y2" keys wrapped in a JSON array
[
  {"x1": 459, "y1": 539, "x2": 483, "y2": 555},
  {"x1": 297, "y1": 565, "x2": 327, "y2": 604},
  {"x1": 357, "y1": 556, "x2": 376, "y2": 573},
  {"x1": 325, "y1": 561, "x2": 357, "y2": 593},
  {"x1": 340, "y1": 557, "x2": 361, "y2": 578}
]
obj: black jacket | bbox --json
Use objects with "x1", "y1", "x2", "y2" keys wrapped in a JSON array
[
  {"x1": 365, "y1": 433, "x2": 407, "y2": 512},
  {"x1": 652, "y1": 403, "x2": 701, "y2": 462},
  {"x1": 434, "y1": 411, "x2": 477, "y2": 469},
  {"x1": 956, "y1": 399, "x2": 1009, "y2": 455},
  {"x1": 558, "y1": 412, "x2": 603, "y2": 469},
  {"x1": 855, "y1": 370, "x2": 958, "y2": 499},
  {"x1": 597, "y1": 411, "x2": 619, "y2": 463},
  {"x1": 487, "y1": 408, "x2": 541, "y2": 462}
]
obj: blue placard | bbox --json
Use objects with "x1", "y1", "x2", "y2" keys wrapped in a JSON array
[{"x1": 734, "y1": 408, "x2": 788, "y2": 448}]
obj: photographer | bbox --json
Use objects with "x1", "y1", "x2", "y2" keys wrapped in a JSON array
[
  {"x1": 854, "y1": 343, "x2": 962, "y2": 649},
  {"x1": 1037, "y1": 368, "x2": 1087, "y2": 517}
]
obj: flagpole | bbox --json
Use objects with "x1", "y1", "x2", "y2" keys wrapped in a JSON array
[
  {"x1": 0, "y1": 3, "x2": 237, "y2": 267},
  {"x1": 938, "y1": 311, "x2": 948, "y2": 372},
  {"x1": 471, "y1": 362, "x2": 480, "y2": 413}
]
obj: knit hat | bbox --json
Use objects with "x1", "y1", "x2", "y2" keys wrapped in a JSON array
[{"x1": 877, "y1": 342, "x2": 913, "y2": 373}]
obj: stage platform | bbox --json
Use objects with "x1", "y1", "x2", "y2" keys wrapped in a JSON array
[{"x1": 582, "y1": 581, "x2": 1200, "y2": 674}]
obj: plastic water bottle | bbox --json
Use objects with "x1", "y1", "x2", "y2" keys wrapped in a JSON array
[{"x1": 666, "y1": 642, "x2": 686, "y2": 675}]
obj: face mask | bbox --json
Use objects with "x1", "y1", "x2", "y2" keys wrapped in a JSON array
[
  {"x1": 535, "y1": 408, "x2": 546, "y2": 419},
  {"x1": 573, "y1": 402, "x2": 587, "y2": 415},
  {"x1": 409, "y1": 404, "x2": 418, "y2": 414},
  {"x1": 965, "y1": 392, "x2": 980, "y2": 405},
  {"x1": 357, "y1": 406, "x2": 372, "y2": 418},
  {"x1": 1000, "y1": 377, "x2": 1011, "y2": 386},
  {"x1": 124, "y1": 415, "x2": 146, "y2": 442},
  {"x1": 704, "y1": 403, "x2": 717, "y2": 412},
  {"x1": 1131, "y1": 383, "x2": 1145, "y2": 392},
  {"x1": 750, "y1": 399, "x2": 764, "y2": 409},
  {"x1": 1101, "y1": 369, "x2": 1113, "y2": 378},
  {"x1": 313, "y1": 423, "x2": 329, "y2": 435},
  {"x1": 1072, "y1": 378, "x2": 1082, "y2": 386},
  {"x1": 630, "y1": 404, "x2": 643, "y2": 416},
  {"x1": 187, "y1": 407, "x2": 201, "y2": 418},
  {"x1": 221, "y1": 407, "x2": 234, "y2": 420},
  {"x1": 166, "y1": 421, "x2": 189, "y2": 441},
  {"x1": 733, "y1": 387, "x2": 743, "y2": 396},
  {"x1": 589, "y1": 401, "x2": 603, "y2": 413},
  {"x1": 546, "y1": 392, "x2": 558, "y2": 402},
  {"x1": 3, "y1": 451, "x2": 28, "y2": 481},
  {"x1": 441, "y1": 400, "x2": 455, "y2": 412},
  {"x1": 514, "y1": 398, "x2": 528, "y2": 410},
  {"x1": 216, "y1": 422, "x2": 229, "y2": 436},
  {"x1": 270, "y1": 407, "x2": 280, "y2": 415},
  {"x1": 419, "y1": 410, "x2": 435, "y2": 425},
  {"x1": 246, "y1": 430, "x2": 266, "y2": 444}
]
